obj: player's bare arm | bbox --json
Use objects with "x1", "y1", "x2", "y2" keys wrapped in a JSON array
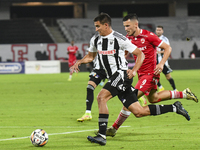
[
  {"x1": 70, "y1": 52, "x2": 97, "y2": 73},
  {"x1": 154, "y1": 42, "x2": 171, "y2": 75},
  {"x1": 156, "y1": 50, "x2": 164, "y2": 54},
  {"x1": 127, "y1": 48, "x2": 145, "y2": 79}
]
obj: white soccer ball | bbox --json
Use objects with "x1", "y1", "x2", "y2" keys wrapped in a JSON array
[{"x1": 30, "y1": 129, "x2": 48, "y2": 147}]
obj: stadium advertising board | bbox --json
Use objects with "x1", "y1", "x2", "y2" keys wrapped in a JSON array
[
  {"x1": 0, "y1": 62, "x2": 25, "y2": 74},
  {"x1": 0, "y1": 42, "x2": 199, "y2": 61},
  {"x1": 25, "y1": 60, "x2": 60, "y2": 74},
  {"x1": 0, "y1": 43, "x2": 89, "y2": 62}
]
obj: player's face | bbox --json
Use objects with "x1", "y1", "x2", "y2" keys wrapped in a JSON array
[
  {"x1": 94, "y1": 21, "x2": 108, "y2": 36},
  {"x1": 123, "y1": 19, "x2": 137, "y2": 36},
  {"x1": 156, "y1": 27, "x2": 163, "y2": 37}
]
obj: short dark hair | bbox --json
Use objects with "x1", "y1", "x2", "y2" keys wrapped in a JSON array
[
  {"x1": 157, "y1": 25, "x2": 163, "y2": 29},
  {"x1": 93, "y1": 13, "x2": 111, "y2": 26},
  {"x1": 123, "y1": 13, "x2": 138, "y2": 21}
]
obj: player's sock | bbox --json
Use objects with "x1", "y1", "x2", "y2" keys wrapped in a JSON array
[
  {"x1": 112, "y1": 109, "x2": 131, "y2": 130},
  {"x1": 69, "y1": 75, "x2": 72, "y2": 79},
  {"x1": 168, "y1": 78, "x2": 176, "y2": 91},
  {"x1": 169, "y1": 91, "x2": 185, "y2": 99},
  {"x1": 148, "y1": 104, "x2": 175, "y2": 115},
  {"x1": 86, "y1": 84, "x2": 95, "y2": 110},
  {"x1": 85, "y1": 110, "x2": 91, "y2": 114},
  {"x1": 99, "y1": 114, "x2": 109, "y2": 138}
]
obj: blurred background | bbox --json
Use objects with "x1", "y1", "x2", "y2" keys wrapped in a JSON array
[{"x1": 0, "y1": 0, "x2": 200, "y2": 73}]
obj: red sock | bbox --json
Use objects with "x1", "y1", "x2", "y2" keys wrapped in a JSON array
[
  {"x1": 112, "y1": 110, "x2": 131, "y2": 130},
  {"x1": 170, "y1": 91, "x2": 183, "y2": 99}
]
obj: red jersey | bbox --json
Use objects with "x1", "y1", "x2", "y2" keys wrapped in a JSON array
[
  {"x1": 127, "y1": 29, "x2": 163, "y2": 75},
  {"x1": 67, "y1": 45, "x2": 78, "y2": 62}
]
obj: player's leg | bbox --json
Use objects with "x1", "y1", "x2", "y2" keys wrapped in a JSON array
[
  {"x1": 127, "y1": 100, "x2": 190, "y2": 121},
  {"x1": 157, "y1": 80, "x2": 165, "y2": 92},
  {"x1": 104, "y1": 87, "x2": 190, "y2": 137},
  {"x1": 105, "y1": 74, "x2": 197, "y2": 136},
  {"x1": 147, "y1": 88, "x2": 198, "y2": 103},
  {"x1": 68, "y1": 60, "x2": 77, "y2": 81},
  {"x1": 157, "y1": 56, "x2": 165, "y2": 91},
  {"x1": 87, "y1": 88, "x2": 112, "y2": 145},
  {"x1": 77, "y1": 81, "x2": 96, "y2": 122},
  {"x1": 68, "y1": 62, "x2": 73, "y2": 81},
  {"x1": 111, "y1": 90, "x2": 143, "y2": 131},
  {"x1": 87, "y1": 71, "x2": 128, "y2": 145},
  {"x1": 77, "y1": 70, "x2": 106, "y2": 122},
  {"x1": 165, "y1": 73, "x2": 177, "y2": 91},
  {"x1": 136, "y1": 74, "x2": 198, "y2": 103},
  {"x1": 106, "y1": 75, "x2": 151, "y2": 133},
  {"x1": 163, "y1": 63, "x2": 177, "y2": 91}
]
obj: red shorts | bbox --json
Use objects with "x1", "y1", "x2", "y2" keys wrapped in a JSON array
[
  {"x1": 68, "y1": 59, "x2": 76, "y2": 68},
  {"x1": 135, "y1": 74, "x2": 160, "y2": 96}
]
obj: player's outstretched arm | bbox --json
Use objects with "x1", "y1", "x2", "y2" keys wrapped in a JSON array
[{"x1": 70, "y1": 52, "x2": 97, "y2": 73}]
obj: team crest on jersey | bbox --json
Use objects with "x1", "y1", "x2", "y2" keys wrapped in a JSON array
[
  {"x1": 141, "y1": 38, "x2": 145, "y2": 44},
  {"x1": 110, "y1": 41, "x2": 113, "y2": 44}
]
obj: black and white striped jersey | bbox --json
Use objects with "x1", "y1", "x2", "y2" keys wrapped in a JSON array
[{"x1": 88, "y1": 30, "x2": 137, "y2": 78}]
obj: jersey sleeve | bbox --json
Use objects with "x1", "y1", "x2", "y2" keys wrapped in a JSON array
[
  {"x1": 148, "y1": 32, "x2": 163, "y2": 47},
  {"x1": 123, "y1": 38, "x2": 137, "y2": 53},
  {"x1": 163, "y1": 37, "x2": 170, "y2": 45},
  {"x1": 88, "y1": 35, "x2": 97, "y2": 52}
]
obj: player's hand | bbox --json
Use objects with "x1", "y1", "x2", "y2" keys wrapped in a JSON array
[
  {"x1": 154, "y1": 64, "x2": 163, "y2": 75},
  {"x1": 127, "y1": 69, "x2": 137, "y2": 79},
  {"x1": 70, "y1": 61, "x2": 81, "y2": 73}
]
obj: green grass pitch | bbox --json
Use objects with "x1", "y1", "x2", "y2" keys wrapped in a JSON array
[{"x1": 0, "y1": 70, "x2": 200, "y2": 150}]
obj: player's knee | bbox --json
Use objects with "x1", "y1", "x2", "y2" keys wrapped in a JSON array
[
  {"x1": 97, "y1": 94, "x2": 106, "y2": 104},
  {"x1": 147, "y1": 95, "x2": 159, "y2": 103}
]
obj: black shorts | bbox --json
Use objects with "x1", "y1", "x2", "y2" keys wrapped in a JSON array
[
  {"x1": 89, "y1": 69, "x2": 107, "y2": 85},
  {"x1": 162, "y1": 64, "x2": 173, "y2": 75},
  {"x1": 117, "y1": 86, "x2": 138, "y2": 109},
  {"x1": 103, "y1": 70, "x2": 138, "y2": 109},
  {"x1": 103, "y1": 71, "x2": 133, "y2": 97}
]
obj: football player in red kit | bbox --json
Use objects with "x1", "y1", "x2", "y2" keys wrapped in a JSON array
[
  {"x1": 67, "y1": 40, "x2": 78, "y2": 81},
  {"x1": 103, "y1": 14, "x2": 198, "y2": 136}
]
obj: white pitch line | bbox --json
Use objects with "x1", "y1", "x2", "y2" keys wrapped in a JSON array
[{"x1": 0, "y1": 126, "x2": 130, "y2": 142}]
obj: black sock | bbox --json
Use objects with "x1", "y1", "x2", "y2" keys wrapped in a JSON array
[
  {"x1": 148, "y1": 104, "x2": 173, "y2": 115},
  {"x1": 157, "y1": 80, "x2": 161, "y2": 87},
  {"x1": 99, "y1": 114, "x2": 109, "y2": 136},
  {"x1": 86, "y1": 84, "x2": 94, "y2": 111},
  {"x1": 168, "y1": 78, "x2": 176, "y2": 90}
]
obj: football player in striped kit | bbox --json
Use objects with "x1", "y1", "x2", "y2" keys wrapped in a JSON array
[
  {"x1": 156, "y1": 25, "x2": 177, "y2": 92},
  {"x1": 70, "y1": 13, "x2": 192, "y2": 146}
]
